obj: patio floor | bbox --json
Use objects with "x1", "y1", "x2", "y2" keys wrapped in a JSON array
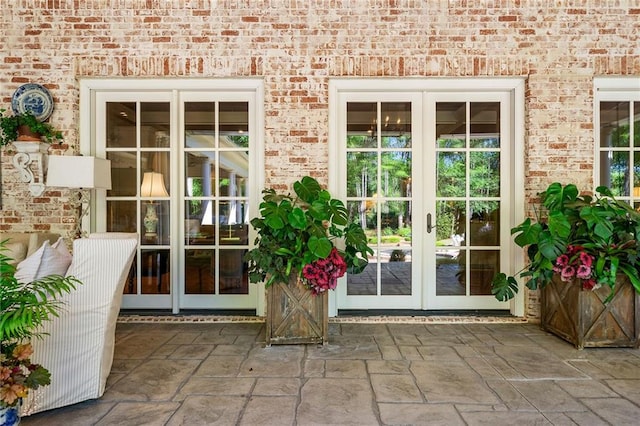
[{"x1": 21, "y1": 317, "x2": 640, "y2": 425}]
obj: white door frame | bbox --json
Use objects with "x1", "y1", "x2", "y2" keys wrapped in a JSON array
[
  {"x1": 328, "y1": 78, "x2": 526, "y2": 317},
  {"x1": 80, "y1": 78, "x2": 266, "y2": 315}
]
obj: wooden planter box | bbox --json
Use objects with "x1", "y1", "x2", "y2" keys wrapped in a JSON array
[
  {"x1": 265, "y1": 274, "x2": 328, "y2": 345},
  {"x1": 541, "y1": 274, "x2": 640, "y2": 349}
]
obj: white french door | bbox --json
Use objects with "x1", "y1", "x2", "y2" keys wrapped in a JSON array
[
  {"x1": 424, "y1": 92, "x2": 511, "y2": 309},
  {"x1": 334, "y1": 83, "x2": 518, "y2": 311},
  {"x1": 88, "y1": 80, "x2": 263, "y2": 312}
]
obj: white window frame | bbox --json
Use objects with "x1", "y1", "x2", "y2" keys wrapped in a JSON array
[{"x1": 593, "y1": 77, "x2": 640, "y2": 197}]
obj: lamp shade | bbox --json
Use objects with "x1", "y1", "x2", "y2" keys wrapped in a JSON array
[
  {"x1": 47, "y1": 156, "x2": 112, "y2": 189},
  {"x1": 140, "y1": 172, "x2": 169, "y2": 197},
  {"x1": 634, "y1": 187, "x2": 640, "y2": 197}
]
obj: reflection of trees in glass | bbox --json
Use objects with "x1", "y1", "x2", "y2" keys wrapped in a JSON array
[
  {"x1": 436, "y1": 147, "x2": 500, "y2": 242},
  {"x1": 381, "y1": 152, "x2": 411, "y2": 197},
  {"x1": 346, "y1": 151, "x2": 377, "y2": 197},
  {"x1": 436, "y1": 151, "x2": 465, "y2": 197},
  {"x1": 227, "y1": 135, "x2": 249, "y2": 148},
  {"x1": 608, "y1": 151, "x2": 629, "y2": 196},
  {"x1": 470, "y1": 152, "x2": 500, "y2": 197},
  {"x1": 188, "y1": 179, "x2": 203, "y2": 217},
  {"x1": 604, "y1": 121, "x2": 639, "y2": 196}
]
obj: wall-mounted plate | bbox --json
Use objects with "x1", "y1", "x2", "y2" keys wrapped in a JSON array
[{"x1": 11, "y1": 83, "x2": 54, "y2": 121}]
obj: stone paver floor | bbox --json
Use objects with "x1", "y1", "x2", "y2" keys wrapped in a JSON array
[{"x1": 21, "y1": 320, "x2": 640, "y2": 425}]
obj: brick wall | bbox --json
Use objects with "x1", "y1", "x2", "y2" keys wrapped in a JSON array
[{"x1": 2, "y1": 0, "x2": 639, "y2": 318}]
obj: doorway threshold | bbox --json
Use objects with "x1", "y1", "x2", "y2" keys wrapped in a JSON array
[
  {"x1": 118, "y1": 309, "x2": 527, "y2": 324},
  {"x1": 334, "y1": 309, "x2": 527, "y2": 324}
]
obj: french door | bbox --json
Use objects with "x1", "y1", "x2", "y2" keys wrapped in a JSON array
[
  {"x1": 90, "y1": 81, "x2": 262, "y2": 312},
  {"x1": 335, "y1": 86, "x2": 516, "y2": 311}
]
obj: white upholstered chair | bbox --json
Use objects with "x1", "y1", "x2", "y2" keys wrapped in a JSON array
[{"x1": 22, "y1": 236, "x2": 137, "y2": 415}]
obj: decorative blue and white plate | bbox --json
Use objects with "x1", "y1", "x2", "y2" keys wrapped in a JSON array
[{"x1": 11, "y1": 83, "x2": 54, "y2": 121}]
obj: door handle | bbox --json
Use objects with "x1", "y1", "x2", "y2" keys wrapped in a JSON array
[{"x1": 427, "y1": 213, "x2": 436, "y2": 233}]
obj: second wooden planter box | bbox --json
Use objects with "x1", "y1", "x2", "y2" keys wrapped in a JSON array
[
  {"x1": 541, "y1": 274, "x2": 640, "y2": 349},
  {"x1": 265, "y1": 274, "x2": 328, "y2": 345}
]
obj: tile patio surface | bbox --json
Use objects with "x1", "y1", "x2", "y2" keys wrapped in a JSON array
[{"x1": 21, "y1": 318, "x2": 640, "y2": 425}]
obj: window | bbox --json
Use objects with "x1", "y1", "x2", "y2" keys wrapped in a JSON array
[{"x1": 595, "y1": 77, "x2": 640, "y2": 209}]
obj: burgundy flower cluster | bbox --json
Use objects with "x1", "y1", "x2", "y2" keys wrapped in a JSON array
[
  {"x1": 553, "y1": 244, "x2": 597, "y2": 290},
  {"x1": 302, "y1": 247, "x2": 347, "y2": 295}
]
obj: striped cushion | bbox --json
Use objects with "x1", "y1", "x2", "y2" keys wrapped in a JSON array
[{"x1": 23, "y1": 238, "x2": 137, "y2": 416}]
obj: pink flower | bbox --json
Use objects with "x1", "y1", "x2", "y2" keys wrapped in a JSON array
[
  {"x1": 560, "y1": 265, "x2": 575, "y2": 282},
  {"x1": 582, "y1": 279, "x2": 596, "y2": 290},
  {"x1": 555, "y1": 254, "x2": 569, "y2": 267},
  {"x1": 302, "y1": 248, "x2": 348, "y2": 295},
  {"x1": 576, "y1": 264, "x2": 592, "y2": 279},
  {"x1": 579, "y1": 251, "x2": 593, "y2": 267}
]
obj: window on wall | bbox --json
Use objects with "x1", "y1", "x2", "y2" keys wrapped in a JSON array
[{"x1": 595, "y1": 78, "x2": 640, "y2": 209}]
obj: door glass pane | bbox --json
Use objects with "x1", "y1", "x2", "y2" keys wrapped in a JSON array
[
  {"x1": 185, "y1": 102, "x2": 215, "y2": 148},
  {"x1": 106, "y1": 200, "x2": 136, "y2": 233},
  {"x1": 219, "y1": 249, "x2": 248, "y2": 294},
  {"x1": 600, "y1": 102, "x2": 629, "y2": 148},
  {"x1": 141, "y1": 102, "x2": 170, "y2": 148},
  {"x1": 469, "y1": 250, "x2": 499, "y2": 295},
  {"x1": 108, "y1": 152, "x2": 137, "y2": 196},
  {"x1": 436, "y1": 102, "x2": 466, "y2": 148},
  {"x1": 106, "y1": 102, "x2": 136, "y2": 148},
  {"x1": 600, "y1": 151, "x2": 629, "y2": 197},
  {"x1": 346, "y1": 200, "x2": 377, "y2": 295},
  {"x1": 380, "y1": 201, "x2": 412, "y2": 296},
  {"x1": 381, "y1": 102, "x2": 411, "y2": 148},
  {"x1": 381, "y1": 152, "x2": 411, "y2": 197},
  {"x1": 469, "y1": 152, "x2": 500, "y2": 197},
  {"x1": 220, "y1": 102, "x2": 249, "y2": 148},
  {"x1": 436, "y1": 152, "x2": 466, "y2": 197},
  {"x1": 347, "y1": 152, "x2": 378, "y2": 197},
  {"x1": 219, "y1": 152, "x2": 249, "y2": 195},
  {"x1": 470, "y1": 102, "x2": 500, "y2": 148},
  {"x1": 185, "y1": 249, "x2": 213, "y2": 294},
  {"x1": 347, "y1": 102, "x2": 377, "y2": 148},
  {"x1": 435, "y1": 200, "x2": 465, "y2": 296},
  {"x1": 140, "y1": 249, "x2": 170, "y2": 294}
]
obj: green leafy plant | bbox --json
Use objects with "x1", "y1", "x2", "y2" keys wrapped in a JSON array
[
  {"x1": 245, "y1": 176, "x2": 373, "y2": 289},
  {"x1": 0, "y1": 240, "x2": 81, "y2": 407},
  {"x1": 492, "y1": 182, "x2": 640, "y2": 302},
  {"x1": 0, "y1": 109, "x2": 63, "y2": 146}
]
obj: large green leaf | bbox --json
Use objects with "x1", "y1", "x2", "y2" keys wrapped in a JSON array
[
  {"x1": 547, "y1": 210, "x2": 571, "y2": 239},
  {"x1": 307, "y1": 236, "x2": 332, "y2": 259},
  {"x1": 491, "y1": 273, "x2": 519, "y2": 301},
  {"x1": 512, "y1": 218, "x2": 540, "y2": 247},
  {"x1": 261, "y1": 199, "x2": 292, "y2": 230},
  {"x1": 293, "y1": 176, "x2": 322, "y2": 204},
  {"x1": 542, "y1": 182, "x2": 578, "y2": 210},
  {"x1": 287, "y1": 207, "x2": 307, "y2": 229}
]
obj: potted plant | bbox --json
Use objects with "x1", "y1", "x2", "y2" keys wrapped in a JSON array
[
  {"x1": 492, "y1": 182, "x2": 640, "y2": 348},
  {"x1": 0, "y1": 109, "x2": 62, "y2": 146},
  {"x1": 245, "y1": 176, "x2": 373, "y2": 345},
  {"x1": 0, "y1": 240, "x2": 80, "y2": 423}
]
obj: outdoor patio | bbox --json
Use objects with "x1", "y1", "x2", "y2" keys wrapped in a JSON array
[{"x1": 21, "y1": 317, "x2": 640, "y2": 425}]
